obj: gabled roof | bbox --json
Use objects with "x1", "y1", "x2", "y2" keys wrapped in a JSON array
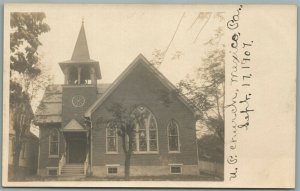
[
  {"x1": 62, "y1": 119, "x2": 86, "y2": 132},
  {"x1": 84, "y1": 54, "x2": 199, "y2": 118}
]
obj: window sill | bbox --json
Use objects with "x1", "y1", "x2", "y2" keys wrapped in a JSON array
[
  {"x1": 106, "y1": 152, "x2": 119, "y2": 155},
  {"x1": 170, "y1": 172, "x2": 182, "y2": 175},
  {"x1": 107, "y1": 173, "x2": 118, "y2": 176},
  {"x1": 48, "y1": 155, "x2": 59, "y2": 158},
  {"x1": 132, "y1": 151, "x2": 159, "y2": 154},
  {"x1": 168, "y1": 151, "x2": 181, "y2": 154},
  {"x1": 105, "y1": 164, "x2": 120, "y2": 166}
]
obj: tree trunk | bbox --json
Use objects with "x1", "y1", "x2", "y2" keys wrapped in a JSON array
[
  {"x1": 124, "y1": 153, "x2": 131, "y2": 181},
  {"x1": 121, "y1": 132, "x2": 132, "y2": 181},
  {"x1": 13, "y1": 143, "x2": 21, "y2": 179}
]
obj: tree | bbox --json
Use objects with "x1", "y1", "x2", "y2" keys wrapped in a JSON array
[
  {"x1": 150, "y1": 12, "x2": 225, "y2": 141},
  {"x1": 177, "y1": 26, "x2": 225, "y2": 141},
  {"x1": 9, "y1": 81, "x2": 34, "y2": 178},
  {"x1": 10, "y1": 12, "x2": 50, "y2": 178},
  {"x1": 106, "y1": 103, "x2": 146, "y2": 180}
]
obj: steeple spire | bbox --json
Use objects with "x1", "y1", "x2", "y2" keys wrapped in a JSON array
[
  {"x1": 71, "y1": 21, "x2": 90, "y2": 61},
  {"x1": 59, "y1": 21, "x2": 102, "y2": 84}
]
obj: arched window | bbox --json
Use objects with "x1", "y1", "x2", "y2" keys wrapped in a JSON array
[
  {"x1": 132, "y1": 106, "x2": 158, "y2": 153},
  {"x1": 168, "y1": 119, "x2": 180, "y2": 152},
  {"x1": 106, "y1": 123, "x2": 118, "y2": 153},
  {"x1": 49, "y1": 129, "x2": 59, "y2": 157},
  {"x1": 68, "y1": 66, "x2": 78, "y2": 85}
]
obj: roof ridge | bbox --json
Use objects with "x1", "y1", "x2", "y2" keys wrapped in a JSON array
[{"x1": 84, "y1": 54, "x2": 198, "y2": 117}]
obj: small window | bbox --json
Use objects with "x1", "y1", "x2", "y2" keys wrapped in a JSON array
[
  {"x1": 168, "y1": 119, "x2": 180, "y2": 152},
  {"x1": 106, "y1": 124, "x2": 118, "y2": 153},
  {"x1": 21, "y1": 142, "x2": 26, "y2": 159},
  {"x1": 170, "y1": 165, "x2": 182, "y2": 174},
  {"x1": 49, "y1": 129, "x2": 59, "y2": 157},
  {"x1": 47, "y1": 168, "x2": 58, "y2": 176},
  {"x1": 107, "y1": 167, "x2": 118, "y2": 175}
]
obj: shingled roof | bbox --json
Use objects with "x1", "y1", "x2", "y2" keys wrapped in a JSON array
[{"x1": 34, "y1": 84, "x2": 111, "y2": 124}]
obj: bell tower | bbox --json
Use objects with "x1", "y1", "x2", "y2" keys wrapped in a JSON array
[
  {"x1": 59, "y1": 21, "x2": 101, "y2": 85},
  {"x1": 59, "y1": 21, "x2": 100, "y2": 129}
]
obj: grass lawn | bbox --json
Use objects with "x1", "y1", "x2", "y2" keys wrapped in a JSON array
[{"x1": 10, "y1": 173, "x2": 223, "y2": 182}]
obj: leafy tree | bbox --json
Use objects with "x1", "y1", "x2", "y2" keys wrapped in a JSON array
[
  {"x1": 177, "y1": 26, "x2": 225, "y2": 141},
  {"x1": 9, "y1": 81, "x2": 34, "y2": 178},
  {"x1": 150, "y1": 12, "x2": 225, "y2": 142},
  {"x1": 106, "y1": 103, "x2": 145, "y2": 180},
  {"x1": 10, "y1": 13, "x2": 50, "y2": 76},
  {"x1": 9, "y1": 12, "x2": 50, "y2": 177}
]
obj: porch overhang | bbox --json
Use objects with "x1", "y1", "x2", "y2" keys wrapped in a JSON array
[{"x1": 62, "y1": 119, "x2": 87, "y2": 132}]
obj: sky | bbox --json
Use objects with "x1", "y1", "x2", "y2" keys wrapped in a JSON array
[
  {"x1": 9, "y1": 5, "x2": 225, "y2": 136},
  {"x1": 36, "y1": 5, "x2": 224, "y2": 85}
]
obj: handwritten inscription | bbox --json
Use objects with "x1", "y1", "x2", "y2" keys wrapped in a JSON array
[
  {"x1": 226, "y1": 5, "x2": 255, "y2": 181},
  {"x1": 227, "y1": 5, "x2": 243, "y2": 30}
]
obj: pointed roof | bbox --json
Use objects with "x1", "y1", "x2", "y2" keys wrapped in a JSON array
[
  {"x1": 59, "y1": 22, "x2": 102, "y2": 79},
  {"x1": 71, "y1": 22, "x2": 90, "y2": 61},
  {"x1": 84, "y1": 54, "x2": 199, "y2": 118},
  {"x1": 61, "y1": 119, "x2": 86, "y2": 132}
]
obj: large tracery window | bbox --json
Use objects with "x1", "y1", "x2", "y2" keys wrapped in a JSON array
[
  {"x1": 131, "y1": 106, "x2": 158, "y2": 153},
  {"x1": 168, "y1": 119, "x2": 180, "y2": 152},
  {"x1": 49, "y1": 129, "x2": 59, "y2": 157}
]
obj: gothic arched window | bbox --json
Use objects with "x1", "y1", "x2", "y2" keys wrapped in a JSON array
[
  {"x1": 49, "y1": 129, "x2": 59, "y2": 157},
  {"x1": 131, "y1": 106, "x2": 158, "y2": 153},
  {"x1": 106, "y1": 123, "x2": 118, "y2": 153},
  {"x1": 168, "y1": 119, "x2": 180, "y2": 152}
]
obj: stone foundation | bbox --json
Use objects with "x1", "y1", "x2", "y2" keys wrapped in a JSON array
[
  {"x1": 92, "y1": 165, "x2": 199, "y2": 177},
  {"x1": 38, "y1": 165, "x2": 199, "y2": 177},
  {"x1": 37, "y1": 168, "x2": 48, "y2": 177}
]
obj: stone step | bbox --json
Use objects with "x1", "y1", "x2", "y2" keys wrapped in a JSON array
[
  {"x1": 61, "y1": 170, "x2": 84, "y2": 174},
  {"x1": 62, "y1": 167, "x2": 84, "y2": 169},
  {"x1": 61, "y1": 169, "x2": 84, "y2": 172},
  {"x1": 64, "y1": 164, "x2": 84, "y2": 166},
  {"x1": 60, "y1": 164, "x2": 85, "y2": 177},
  {"x1": 62, "y1": 166, "x2": 84, "y2": 168},
  {"x1": 61, "y1": 172, "x2": 85, "y2": 176},
  {"x1": 63, "y1": 164, "x2": 84, "y2": 167},
  {"x1": 60, "y1": 174, "x2": 85, "y2": 177},
  {"x1": 61, "y1": 172, "x2": 84, "y2": 175}
]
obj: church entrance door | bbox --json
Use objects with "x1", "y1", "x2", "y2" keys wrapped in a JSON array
[
  {"x1": 64, "y1": 132, "x2": 87, "y2": 164},
  {"x1": 68, "y1": 139, "x2": 86, "y2": 163}
]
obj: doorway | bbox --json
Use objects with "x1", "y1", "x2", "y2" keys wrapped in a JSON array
[{"x1": 64, "y1": 132, "x2": 87, "y2": 164}]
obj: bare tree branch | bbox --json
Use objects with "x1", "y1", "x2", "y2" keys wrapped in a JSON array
[{"x1": 193, "y1": 12, "x2": 212, "y2": 43}]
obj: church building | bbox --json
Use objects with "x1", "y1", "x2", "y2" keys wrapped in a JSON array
[{"x1": 35, "y1": 23, "x2": 200, "y2": 178}]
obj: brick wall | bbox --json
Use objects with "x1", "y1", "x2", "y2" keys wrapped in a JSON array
[
  {"x1": 91, "y1": 63, "x2": 198, "y2": 168},
  {"x1": 62, "y1": 85, "x2": 97, "y2": 127},
  {"x1": 38, "y1": 124, "x2": 65, "y2": 169}
]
